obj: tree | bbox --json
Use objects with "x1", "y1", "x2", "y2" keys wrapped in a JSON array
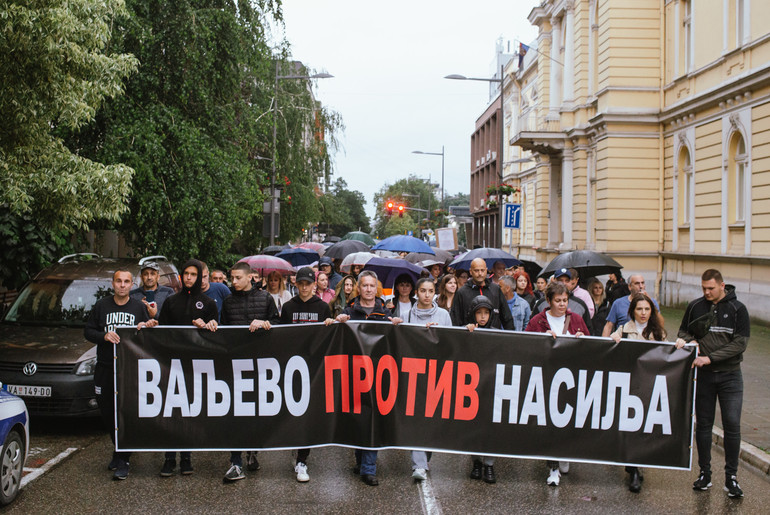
[
  {"x1": 318, "y1": 178, "x2": 370, "y2": 237},
  {"x1": 64, "y1": 0, "x2": 342, "y2": 268},
  {"x1": 372, "y1": 175, "x2": 438, "y2": 238},
  {"x1": 0, "y1": 0, "x2": 138, "y2": 229},
  {"x1": 381, "y1": 212, "x2": 417, "y2": 239}
]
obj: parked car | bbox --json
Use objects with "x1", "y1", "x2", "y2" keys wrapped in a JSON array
[
  {"x1": 0, "y1": 384, "x2": 29, "y2": 506},
  {"x1": 0, "y1": 255, "x2": 180, "y2": 417}
]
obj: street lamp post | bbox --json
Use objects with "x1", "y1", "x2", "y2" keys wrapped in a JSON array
[
  {"x1": 270, "y1": 61, "x2": 333, "y2": 245},
  {"x1": 412, "y1": 146, "x2": 445, "y2": 211},
  {"x1": 445, "y1": 66, "x2": 505, "y2": 248}
]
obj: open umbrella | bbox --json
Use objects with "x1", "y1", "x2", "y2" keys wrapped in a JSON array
[
  {"x1": 238, "y1": 255, "x2": 294, "y2": 276},
  {"x1": 372, "y1": 235, "x2": 435, "y2": 255},
  {"x1": 275, "y1": 248, "x2": 320, "y2": 267},
  {"x1": 339, "y1": 252, "x2": 376, "y2": 273},
  {"x1": 297, "y1": 242, "x2": 326, "y2": 255},
  {"x1": 405, "y1": 249, "x2": 453, "y2": 265},
  {"x1": 518, "y1": 260, "x2": 543, "y2": 281},
  {"x1": 324, "y1": 240, "x2": 371, "y2": 260},
  {"x1": 262, "y1": 244, "x2": 292, "y2": 256},
  {"x1": 363, "y1": 257, "x2": 425, "y2": 289},
  {"x1": 539, "y1": 250, "x2": 623, "y2": 279},
  {"x1": 449, "y1": 247, "x2": 522, "y2": 271},
  {"x1": 341, "y1": 231, "x2": 376, "y2": 246}
]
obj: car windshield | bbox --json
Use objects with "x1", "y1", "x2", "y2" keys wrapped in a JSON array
[{"x1": 3, "y1": 279, "x2": 113, "y2": 326}]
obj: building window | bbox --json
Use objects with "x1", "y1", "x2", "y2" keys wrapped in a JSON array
[
  {"x1": 683, "y1": 0, "x2": 693, "y2": 73},
  {"x1": 728, "y1": 132, "x2": 748, "y2": 224},
  {"x1": 736, "y1": 0, "x2": 745, "y2": 46},
  {"x1": 678, "y1": 147, "x2": 693, "y2": 226}
]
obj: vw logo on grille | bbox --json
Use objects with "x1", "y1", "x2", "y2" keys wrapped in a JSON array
[{"x1": 23, "y1": 362, "x2": 38, "y2": 376}]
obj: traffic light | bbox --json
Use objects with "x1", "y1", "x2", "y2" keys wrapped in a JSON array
[
  {"x1": 398, "y1": 204, "x2": 405, "y2": 217},
  {"x1": 386, "y1": 200, "x2": 394, "y2": 216}
]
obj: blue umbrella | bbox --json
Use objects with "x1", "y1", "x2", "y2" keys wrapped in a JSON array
[
  {"x1": 449, "y1": 247, "x2": 522, "y2": 271},
  {"x1": 362, "y1": 257, "x2": 425, "y2": 289},
  {"x1": 275, "y1": 248, "x2": 320, "y2": 267},
  {"x1": 371, "y1": 235, "x2": 435, "y2": 255}
]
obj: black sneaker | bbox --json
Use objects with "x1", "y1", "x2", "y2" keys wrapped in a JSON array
[
  {"x1": 107, "y1": 453, "x2": 120, "y2": 471},
  {"x1": 180, "y1": 457, "x2": 194, "y2": 475},
  {"x1": 693, "y1": 470, "x2": 712, "y2": 491},
  {"x1": 724, "y1": 475, "x2": 744, "y2": 498},
  {"x1": 113, "y1": 460, "x2": 129, "y2": 480},
  {"x1": 160, "y1": 458, "x2": 176, "y2": 477},
  {"x1": 246, "y1": 451, "x2": 260, "y2": 471},
  {"x1": 470, "y1": 460, "x2": 482, "y2": 480}
]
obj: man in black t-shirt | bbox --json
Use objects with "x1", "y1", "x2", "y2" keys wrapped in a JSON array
[
  {"x1": 85, "y1": 268, "x2": 156, "y2": 480},
  {"x1": 279, "y1": 267, "x2": 332, "y2": 483}
]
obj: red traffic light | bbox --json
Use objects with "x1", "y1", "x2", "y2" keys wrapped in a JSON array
[
  {"x1": 398, "y1": 204, "x2": 405, "y2": 217},
  {"x1": 386, "y1": 200, "x2": 394, "y2": 216}
]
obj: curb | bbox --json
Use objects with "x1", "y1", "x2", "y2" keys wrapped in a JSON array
[{"x1": 712, "y1": 426, "x2": 770, "y2": 476}]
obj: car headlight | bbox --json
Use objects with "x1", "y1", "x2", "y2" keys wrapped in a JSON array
[{"x1": 75, "y1": 357, "x2": 97, "y2": 376}]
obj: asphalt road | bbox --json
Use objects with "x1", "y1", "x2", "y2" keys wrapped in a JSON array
[{"x1": 8, "y1": 423, "x2": 770, "y2": 514}]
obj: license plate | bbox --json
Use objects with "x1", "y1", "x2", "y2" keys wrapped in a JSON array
[{"x1": 7, "y1": 384, "x2": 52, "y2": 397}]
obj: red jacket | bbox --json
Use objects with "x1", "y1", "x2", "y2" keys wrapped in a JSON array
[{"x1": 525, "y1": 309, "x2": 590, "y2": 335}]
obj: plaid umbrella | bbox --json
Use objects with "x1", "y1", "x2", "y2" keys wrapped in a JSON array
[{"x1": 297, "y1": 242, "x2": 326, "y2": 255}]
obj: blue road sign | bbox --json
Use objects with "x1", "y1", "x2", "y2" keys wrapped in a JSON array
[
  {"x1": 407, "y1": 230, "x2": 414, "y2": 237},
  {"x1": 504, "y1": 203, "x2": 521, "y2": 229}
]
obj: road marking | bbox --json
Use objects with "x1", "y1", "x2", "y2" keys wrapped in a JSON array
[
  {"x1": 21, "y1": 447, "x2": 79, "y2": 488},
  {"x1": 417, "y1": 476, "x2": 442, "y2": 515}
]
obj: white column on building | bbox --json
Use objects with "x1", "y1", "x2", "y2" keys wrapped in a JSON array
[
  {"x1": 562, "y1": 146, "x2": 574, "y2": 248},
  {"x1": 549, "y1": 16, "x2": 562, "y2": 118},
  {"x1": 562, "y1": 1, "x2": 576, "y2": 106},
  {"x1": 588, "y1": 0, "x2": 597, "y2": 97}
]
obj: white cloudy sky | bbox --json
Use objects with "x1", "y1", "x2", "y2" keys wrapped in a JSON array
[{"x1": 279, "y1": 0, "x2": 539, "y2": 220}]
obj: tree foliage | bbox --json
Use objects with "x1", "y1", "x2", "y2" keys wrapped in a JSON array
[
  {"x1": 372, "y1": 175, "x2": 439, "y2": 238},
  {"x1": 64, "y1": 0, "x2": 342, "y2": 268},
  {"x1": 318, "y1": 178, "x2": 370, "y2": 237},
  {"x1": 0, "y1": 0, "x2": 139, "y2": 230}
]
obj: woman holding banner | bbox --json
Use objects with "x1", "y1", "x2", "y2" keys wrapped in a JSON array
[
  {"x1": 610, "y1": 292, "x2": 667, "y2": 493},
  {"x1": 525, "y1": 282, "x2": 589, "y2": 487}
]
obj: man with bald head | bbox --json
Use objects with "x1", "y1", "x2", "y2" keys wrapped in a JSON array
[
  {"x1": 601, "y1": 274, "x2": 659, "y2": 337},
  {"x1": 450, "y1": 258, "x2": 514, "y2": 329}
]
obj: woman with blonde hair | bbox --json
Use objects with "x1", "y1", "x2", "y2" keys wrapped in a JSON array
[{"x1": 266, "y1": 270, "x2": 292, "y2": 315}]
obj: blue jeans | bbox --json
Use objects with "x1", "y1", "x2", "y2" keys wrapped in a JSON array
[
  {"x1": 355, "y1": 450, "x2": 378, "y2": 475},
  {"x1": 695, "y1": 368, "x2": 743, "y2": 477}
]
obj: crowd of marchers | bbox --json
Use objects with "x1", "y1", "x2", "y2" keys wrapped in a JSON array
[{"x1": 84, "y1": 255, "x2": 749, "y2": 499}]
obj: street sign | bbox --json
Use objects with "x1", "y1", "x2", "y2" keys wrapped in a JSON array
[
  {"x1": 504, "y1": 203, "x2": 521, "y2": 229},
  {"x1": 407, "y1": 230, "x2": 413, "y2": 237}
]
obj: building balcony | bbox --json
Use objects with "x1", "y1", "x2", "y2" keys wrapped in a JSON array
[{"x1": 511, "y1": 106, "x2": 566, "y2": 155}]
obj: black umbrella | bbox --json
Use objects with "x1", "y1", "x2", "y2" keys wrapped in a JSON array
[
  {"x1": 539, "y1": 250, "x2": 623, "y2": 279},
  {"x1": 324, "y1": 239, "x2": 371, "y2": 260},
  {"x1": 262, "y1": 244, "x2": 292, "y2": 256},
  {"x1": 519, "y1": 260, "x2": 543, "y2": 280}
]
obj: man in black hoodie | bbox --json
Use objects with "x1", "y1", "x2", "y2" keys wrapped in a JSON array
[
  {"x1": 221, "y1": 262, "x2": 280, "y2": 482},
  {"x1": 279, "y1": 267, "x2": 332, "y2": 483},
  {"x1": 450, "y1": 258, "x2": 514, "y2": 329},
  {"x1": 676, "y1": 269, "x2": 749, "y2": 499},
  {"x1": 157, "y1": 259, "x2": 218, "y2": 477}
]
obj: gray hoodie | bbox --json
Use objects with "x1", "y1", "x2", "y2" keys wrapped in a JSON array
[{"x1": 407, "y1": 302, "x2": 453, "y2": 327}]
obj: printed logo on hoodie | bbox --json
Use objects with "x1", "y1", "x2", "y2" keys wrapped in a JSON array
[{"x1": 292, "y1": 312, "x2": 319, "y2": 323}]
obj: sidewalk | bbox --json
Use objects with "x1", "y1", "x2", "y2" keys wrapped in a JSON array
[{"x1": 661, "y1": 306, "x2": 770, "y2": 475}]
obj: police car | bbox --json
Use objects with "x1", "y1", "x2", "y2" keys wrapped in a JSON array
[{"x1": 0, "y1": 383, "x2": 28, "y2": 506}]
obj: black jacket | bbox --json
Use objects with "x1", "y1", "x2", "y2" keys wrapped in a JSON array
[
  {"x1": 280, "y1": 294, "x2": 332, "y2": 324},
  {"x1": 342, "y1": 296, "x2": 392, "y2": 321},
  {"x1": 678, "y1": 285, "x2": 749, "y2": 372},
  {"x1": 221, "y1": 287, "x2": 280, "y2": 326},
  {"x1": 450, "y1": 279, "x2": 514, "y2": 329},
  {"x1": 85, "y1": 297, "x2": 150, "y2": 365},
  {"x1": 158, "y1": 259, "x2": 218, "y2": 325}
]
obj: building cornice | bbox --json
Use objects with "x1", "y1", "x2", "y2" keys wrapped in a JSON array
[
  {"x1": 661, "y1": 63, "x2": 770, "y2": 125},
  {"x1": 660, "y1": 252, "x2": 770, "y2": 266}
]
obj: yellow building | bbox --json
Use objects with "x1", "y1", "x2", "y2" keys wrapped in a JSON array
[{"x1": 503, "y1": 0, "x2": 770, "y2": 314}]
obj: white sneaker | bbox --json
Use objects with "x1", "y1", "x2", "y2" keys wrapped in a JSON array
[
  {"x1": 295, "y1": 462, "x2": 310, "y2": 482},
  {"x1": 558, "y1": 461, "x2": 570, "y2": 474},
  {"x1": 547, "y1": 468, "x2": 561, "y2": 486},
  {"x1": 412, "y1": 468, "x2": 427, "y2": 481}
]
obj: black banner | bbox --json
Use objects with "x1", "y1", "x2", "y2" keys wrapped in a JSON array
[{"x1": 115, "y1": 323, "x2": 696, "y2": 469}]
